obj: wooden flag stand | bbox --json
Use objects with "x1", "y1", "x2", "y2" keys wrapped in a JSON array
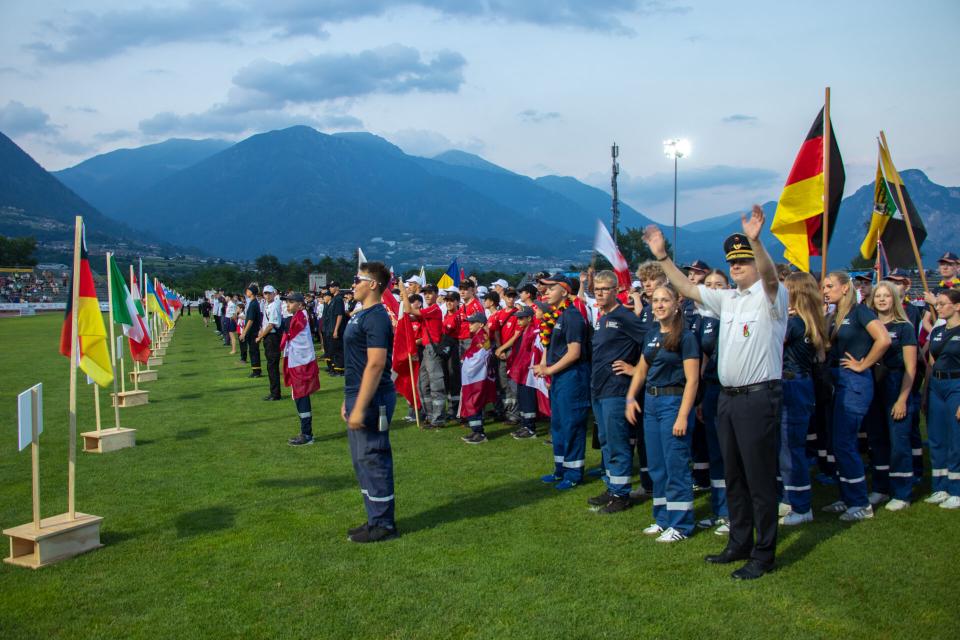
[
  {"x1": 4, "y1": 219, "x2": 104, "y2": 568},
  {"x1": 83, "y1": 251, "x2": 136, "y2": 452}
]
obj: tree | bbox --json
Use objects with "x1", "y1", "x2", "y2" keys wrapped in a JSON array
[
  {"x1": 0, "y1": 235, "x2": 38, "y2": 266},
  {"x1": 617, "y1": 226, "x2": 670, "y2": 269}
]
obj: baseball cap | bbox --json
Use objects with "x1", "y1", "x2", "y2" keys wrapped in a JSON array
[
  {"x1": 514, "y1": 307, "x2": 534, "y2": 319},
  {"x1": 263, "y1": 284, "x2": 277, "y2": 294},
  {"x1": 490, "y1": 278, "x2": 508, "y2": 289},
  {"x1": 466, "y1": 312, "x2": 486, "y2": 324},
  {"x1": 540, "y1": 273, "x2": 575, "y2": 293},
  {"x1": 884, "y1": 268, "x2": 910, "y2": 282},
  {"x1": 938, "y1": 252, "x2": 959, "y2": 264}
]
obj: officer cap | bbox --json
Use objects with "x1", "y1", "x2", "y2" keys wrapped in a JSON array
[{"x1": 723, "y1": 234, "x2": 754, "y2": 262}]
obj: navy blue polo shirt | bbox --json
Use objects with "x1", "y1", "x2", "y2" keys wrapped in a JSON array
[
  {"x1": 882, "y1": 320, "x2": 917, "y2": 370},
  {"x1": 546, "y1": 305, "x2": 587, "y2": 366},
  {"x1": 698, "y1": 315, "x2": 720, "y2": 383},
  {"x1": 344, "y1": 304, "x2": 394, "y2": 398},
  {"x1": 830, "y1": 303, "x2": 879, "y2": 366},
  {"x1": 681, "y1": 298, "x2": 701, "y2": 335},
  {"x1": 930, "y1": 324, "x2": 960, "y2": 373},
  {"x1": 783, "y1": 316, "x2": 815, "y2": 377},
  {"x1": 903, "y1": 303, "x2": 924, "y2": 337},
  {"x1": 642, "y1": 328, "x2": 700, "y2": 388},
  {"x1": 638, "y1": 300, "x2": 657, "y2": 336},
  {"x1": 591, "y1": 304, "x2": 649, "y2": 399}
]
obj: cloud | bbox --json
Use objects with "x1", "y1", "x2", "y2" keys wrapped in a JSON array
[
  {"x1": 722, "y1": 114, "x2": 758, "y2": 124},
  {"x1": 598, "y1": 165, "x2": 780, "y2": 205},
  {"x1": 94, "y1": 129, "x2": 136, "y2": 142},
  {"x1": 25, "y1": 1, "x2": 247, "y2": 63},
  {"x1": 518, "y1": 109, "x2": 561, "y2": 123},
  {"x1": 388, "y1": 128, "x2": 485, "y2": 157},
  {"x1": 0, "y1": 66, "x2": 39, "y2": 79},
  {"x1": 26, "y1": 1, "x2": 690, "y2": 63},
  {"x1": 66, "y1": 105, "x2": 99, "y2": 114},
  {"x1": 139, "y1": 107, "x2": 361, "y2": 137},
  {"x1": 233, "y1": 45, "x2": 466, "y2": 106},
  {"x1": 0, "y1": 101, "x2": 57, "y2": 136}
]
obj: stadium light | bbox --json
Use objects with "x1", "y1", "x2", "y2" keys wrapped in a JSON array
[{"x1": 663, "y1": 138, "x2": 691, "y2": 259}]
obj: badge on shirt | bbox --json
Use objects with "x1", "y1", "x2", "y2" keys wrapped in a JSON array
[{"x1": 742, "y1": 323, "x2": 751, "y2": 338}]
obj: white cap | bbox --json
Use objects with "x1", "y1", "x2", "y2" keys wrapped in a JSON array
[
  {"x1": 477, "y1": 285, "x2": 489, "y2": 296},
  {"x1": 491, "y1": 278, "x2": 508, "y2": 289},
  {"x1": 404, "y1": 277, "x2": 419, "y2": 285},
  {"x1": 263, "y1": 285, "x2": 277, "y2": 294}
]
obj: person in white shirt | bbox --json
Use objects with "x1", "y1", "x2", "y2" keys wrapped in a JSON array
[{"x1": 259, "y1": 285, "x2": 284, "y2": 401}]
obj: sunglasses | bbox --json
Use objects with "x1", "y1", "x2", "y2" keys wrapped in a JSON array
[{"x1": 353, "y1": 275, "x2": 374, "y2": 285}]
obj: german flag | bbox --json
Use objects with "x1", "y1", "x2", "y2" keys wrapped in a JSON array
[
  {"x1": 771, "y1": 108, "x2": 845, "y2": 272},
  {"x1": 59, "y1": 220, "x2": 114, "y2": 387}
]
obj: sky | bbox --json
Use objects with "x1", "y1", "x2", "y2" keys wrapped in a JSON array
[{"x1": 1, "y1": 0, "x2": 958, "y2": 225}]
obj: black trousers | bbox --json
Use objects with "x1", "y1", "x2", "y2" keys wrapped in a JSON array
[
  {"x1": 239, "y1": 334, "x2": 248, "y2": 361},
  {"x1": 716, "y1": 382, "x2": 782, "y2": 565},
  {"x1": 322, "y1": 331, "x2": 334, "y2": 370},
  {"x1": 247, "y1": 335, "x2": 261, "y2": 374},
  {"x1": 330, "y1": 333, "x2": 345, "y2": 373},
  {"x1": 214, "y1": 315, "x2": 222, "y2": 333},
  {"x1": 263, "y1": 332, "x2": 281, "y2": 398}
]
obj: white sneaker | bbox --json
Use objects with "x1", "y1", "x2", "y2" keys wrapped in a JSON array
[
  {"x1": 714, "y1": 520, "x2": 730, "y2": 536},
  {"x1": 778, "y1": 502, "x2": 791, "y2": 517},
  {"x1": 925, "y1": 491, "x2": 950, "y2": 504},
  {"x1": 939, "y1": 496, "x2": 960, "y2": 510},
  {"x1": 655, "y1": 527, "x2": 687, "y2": 543},
  {"x1": 867, "y1": 492, "x2": 890, "y2": 506},
  {"x1": 780, "y1": 510, "x2": 813, "y2": 526},
  {"x1": 642, "y1": 523, "x2": 664, "y2": 536},
  {"x1": 822, "y1": 500, "x2": 847, "y2": 514},
  {"x1": 839, "y1": 505, "x2": 874, "y2": 522},
  {"x1": 885, "y1": 499, "x2": 910, "y2": 511}
]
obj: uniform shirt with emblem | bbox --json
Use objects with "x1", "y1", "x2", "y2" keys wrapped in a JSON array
[
  {"x1": 591, "y1": 304, "x2": 648, "y2": 399},
  {"x1": 642, "y1": 328, "x2": 700, "y2": 388},
  {"x1": 698, "y1": 279, "x2": 789, "y2": 387},
  {"x1": 344, "y1": 304, "x2": 394, "y2": 398},
  {"x1": 829, "y1": 303, "x2": 879, "y2": 366},
  {"x1": 263, "y1": 297, "x2": 282, "y2": 333},
  {"x1": 442, "y1": 308, "x2": 461, "y2": 338},
  {"x1": 881, "y1": 320, "x2": 917, "y2": 370},
  {"x1": 419, "y1": 304, "x2": 443, "y2": 345},
  {"x1": 546, "y1": 305, "x2": 588, "y2": 366},
  {"x1": 698, "y1": 313, "x2": 720, "y2": 383},
  {"x1": 783, "y1": 315, "x2": 815, "y2": 377},
  {"x1": 929, "y1": 324, "x2": 960, "y2": 372}
]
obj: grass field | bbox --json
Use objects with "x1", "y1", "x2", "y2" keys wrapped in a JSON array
[{"x1": 0, "y1": 313, "x2": 957, "y2": 639}]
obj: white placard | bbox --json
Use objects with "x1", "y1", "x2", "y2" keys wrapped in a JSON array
[
  {"x1": 117, "y1": 335, "x2": 123, "y2": 361},
  {"x1": 17, "y1": 383, "x2": 43, "y2": 451}
]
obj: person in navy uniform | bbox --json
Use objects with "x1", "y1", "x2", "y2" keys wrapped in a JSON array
[
  {"x1": 328, "y1": 281, "x2": 347, "y2": 377},
  {"x1": 238, "y1": 285, "x2": 262, "y2": 378},
  {"x1": 821, "y1": 271, "x2": 891, "y2": 521},
  {"x1": 864, "y1": 281, "x2": 918, "y2": 510},
  {"x1": 696, "y1": 269, "x2": 731, "y2": 535},
  {"x1": 926, "y1": 288, "x2": 960, "y2": 510},
  {"x1": 777, "y1": 273, "x2": 828, "y2": 526},
  {"x1": 342, "y1": 262, "x2": 399, "y2": 543},
  {"x1": 586, "y1": 270, "x2": 649, "y2": 514},
  {"x1": 683, "y1": 259, "x2": 711, "y2": 492},
  {"x1": 534, "y1": 274, "x2": 591, "y2": 490}
]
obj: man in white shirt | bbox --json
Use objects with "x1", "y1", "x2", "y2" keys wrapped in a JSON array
[
  {"x1": 643, "y1": 205, "x2": 786, "y2": 581},
  {"x1": 258, "y1": 285, "x2": 284, "y2": 401}
]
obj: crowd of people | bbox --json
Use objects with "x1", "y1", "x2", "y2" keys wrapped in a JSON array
[
  {"x1": 0, "y1": 269, "x2": 69, "y2": 303},
  {"x1": 199, "y1": 211, "x2": 960, "y2": 574}
]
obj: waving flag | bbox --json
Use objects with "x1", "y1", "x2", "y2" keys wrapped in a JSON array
[
  {"x1": 594, "y1": 220, "x2": 631, "y2": 290},
  {"x1": 875, "y1": 240, "x2": 890, "y2": 285},
  {"x1": 148, "y1": 279, "x2": 173, "y2": 327},
  {"x1": 436, "y1": 258, "x2": 461, "y2": 290},
  {"x1": 59, "y1": 221, "x2": 113, "y2": 387},
  {"x1": 459, "y1": 329, "x2": 497, "y2": 417},
  {"x1": 771, "y1": 107, "x2": 845, "y2": 271},
  {"x1": 281, "y1": 309, "x2": 321, "y2": 399},
  {"x1": 392, "y1": 313, "x2": 421, "y2": 409},
  {"x1": 109, "y1": 255, "x2": 151, "y2": 363}
]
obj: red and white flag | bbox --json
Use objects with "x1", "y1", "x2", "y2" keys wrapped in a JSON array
[
  {"x1": 281, "y1": 309, "x2": 320, "y2": 399},
  {"x1": 507, "y1": 323, "x2": 551, "y2": 417},
  {"x1": 459, "y1": 329, "x2": 497, "y2": 417},
  {"x1": 392, "y1": 313, "x2": 421, "y2": 409},
  {"x1": 594, "y1": 219, "x2": 632, "y2": 291}
]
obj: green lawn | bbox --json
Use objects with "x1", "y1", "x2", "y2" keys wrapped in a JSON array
[{"x1": 0, "y1": 314, "x2": 957, "y2": 639}]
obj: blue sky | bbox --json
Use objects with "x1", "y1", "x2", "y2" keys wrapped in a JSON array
[{"x1": 1, "y1": 0, "x2": 958, "y2": 224}]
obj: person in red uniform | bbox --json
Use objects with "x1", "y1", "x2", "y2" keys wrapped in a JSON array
[
  {"x1": 407, "y1": 284, "x2": 446, "y2": 427},
  {"x1": 441, "y1": 291, "x2": 463, "y2": 420}
]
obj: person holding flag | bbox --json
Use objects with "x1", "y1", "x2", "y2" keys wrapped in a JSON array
[
  {"x1": 282, "y1": 293, "x2": 321, "y2": 446},
  {"x1": 460, "y1": 311, "x2": 497, "y2": 444}
]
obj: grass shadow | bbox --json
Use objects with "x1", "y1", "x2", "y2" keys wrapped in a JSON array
[
  {"x1": 176, "y1": 427, "x2": 210, "y2": 440},
  {"x1": 178, "y1": 392, "x2": 202, "y2": 400},
  {"x1": 179, "y1": 372, "x2": 198, "y2": 378},
  {"x1": 175, "y1": 505, "x2": 236, "y2": 538},
  {"x1": 402, "y1": 477, "x2": 558, "y2": 535},
  {"x1": 257, "y1": 474, "x2": 356, "y2": 493}
]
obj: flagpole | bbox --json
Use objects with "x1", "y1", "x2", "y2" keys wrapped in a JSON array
[
  {"x1": 820, "y1": 86, "x2": 831, "y2": 283},
  {"x1": 130, "y1": 265, "x2": 140, "y2": 390},
  {"x1": 106, "y1": 253, "x2": 122, "y2": 430},
  {"x1": 398, "y1": 288, "x2": 421, "y2": 430},
  {"x1": 68, "y1": 217, "x2": 81, "y2": 520},
  {"x1": 94, "y1": 384, "x2": 102, "y2": 433},
  {"x1": 31, "y1": 386, "x2": 41, "y2": 531},
  {"x1": 879, "y1": 130, "x2": 929, "y2": 294}
]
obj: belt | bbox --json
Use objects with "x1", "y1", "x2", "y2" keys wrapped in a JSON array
[
  {"x1": 722, "y1": 380, "x2": 781, "y2": 396},
  {"x1": 646, "y1": 385, "x2": 684, "y2": 397},
  {"x1": 933, "y1": 370, "x2": 960, "y2": 380}
]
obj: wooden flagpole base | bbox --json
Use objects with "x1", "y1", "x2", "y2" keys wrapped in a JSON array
[
  {"x1": 130, "y1": 369, "x2": 158, "y2": 383},
  {"x1": 81, "y1": 427, "x2": 136, "y2": 453},
  {"x1": 111, "y1": 390, "x2": 149, "y2": 407},
  {"x1": 152, "y1": 346, "x2": 167, "y2": 357},
  {"x1": 3, "y1": 512, "x2": 103, "y2": 569},
  {"x1": 147, "y1": 356, "x2": 164, "y2": 367}
]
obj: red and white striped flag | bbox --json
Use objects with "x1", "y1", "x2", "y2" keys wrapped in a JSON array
[{"x1": 594, "y1": 219, "x2": 632, "y2": 291}]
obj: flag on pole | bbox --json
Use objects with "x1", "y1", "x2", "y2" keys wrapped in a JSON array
[
  {"x1": 281, "y1": 309, "x2": 321, "y2": 399},
  {"x1": 594, "y1": 219, "x2": 632, "y2": 291},
  {"x1": 459, "y1": 329, "x2": 496, "y2": 417},
  {"x1": 148, "y1": 279, "x2": 173, "y2": 327},
  {"x1": 771, "y1": 107, "x2": 845, "y2": 271},
  {"x1": 392, "y1": 313, "x2": 421, "y2": 409},
  {"x1": 130, "y1": 271, "x2": 151, "y2": 342},
  {"x1": 59, "y1": 222, "x2": 113, "y2": 387},
  {"x1": 357, "y1": 247, "x2": 368, "y2": 268},
  {"x1": 436, "y1": 258, "x2": 461, "y2": 290},
  {"x1": 875, "y1": 240, "x2": 891, "y2": 284},
  {"x1": 109, "y1": 255, "x2": 151, "y2": 363},
  {"x1": 418, "y1": 265, "x2": 426, "y2": 287},
  {"x1": 859, "y1": 140, "x2": 927, "y2": 268}
]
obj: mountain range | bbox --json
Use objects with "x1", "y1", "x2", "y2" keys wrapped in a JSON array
[{"x1": 1, "y1": 125, "x2": 955, "y2": 270}]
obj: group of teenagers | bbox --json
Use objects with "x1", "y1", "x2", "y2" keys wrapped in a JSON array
[{"x1": 343, "y1": 205, "x2": 960, "y2": 578}]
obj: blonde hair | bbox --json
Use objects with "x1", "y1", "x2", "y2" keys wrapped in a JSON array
[
  {"x1": 868, "y1": 281, "x2": 909, "y2": 324},
  {"x1": 785, "y1": 272, "x2": 828, "y2": 354},
  {"x1": 828, "y1": 271, "x2": 857, "y2": 341},
  {"x1": 637, "y1": 261, "x2": 666, "y2": 283}
]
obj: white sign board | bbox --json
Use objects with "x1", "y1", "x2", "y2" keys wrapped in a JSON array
[{"x1": 17, "y1": 383, "x2": 43, "y2": 451}]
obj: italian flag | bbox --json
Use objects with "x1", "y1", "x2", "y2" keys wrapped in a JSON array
[{"x1": 109, "y1": 255, "x2": 151, "y2": 363}]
